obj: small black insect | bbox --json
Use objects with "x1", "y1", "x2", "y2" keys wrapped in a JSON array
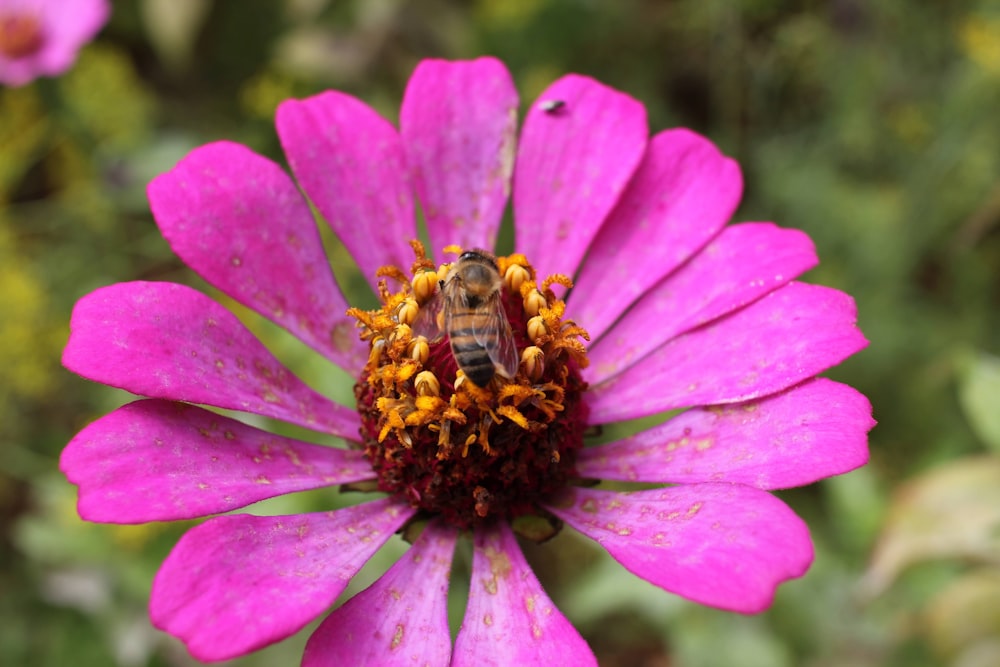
[{"x1": 539, "y1": 99, "x2": 566, "y2": 115}]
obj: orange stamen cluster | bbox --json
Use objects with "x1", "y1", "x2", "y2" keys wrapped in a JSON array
[{"x1": 349, "y1": 241, "x2": 590, "y2": 529}]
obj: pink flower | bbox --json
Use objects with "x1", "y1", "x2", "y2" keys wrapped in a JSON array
[
  {"x1": 0, "y1": 0, "x2": 109, "y2": 87},
  {"x1": 60, "y1": 57, "x2": 874, "y2": 665}
]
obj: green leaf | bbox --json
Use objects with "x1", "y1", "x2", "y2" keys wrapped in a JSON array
[
  {"x1": 861, "y1": 456, "x2": 1000, "y2": 598},
  {"x1": 925, "y1": 568, "x2": 1000, "y2": 661},
  {"x1": 959, "y1": 351, "x2": 1000, "y2": 453}
]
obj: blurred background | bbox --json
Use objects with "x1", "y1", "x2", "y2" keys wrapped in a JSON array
[{"x1": 3, "y1": 0, "x2": 1000, "y2": 665}]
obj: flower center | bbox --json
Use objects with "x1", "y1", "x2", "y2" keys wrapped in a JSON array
[
  {"x1": 350, "y1": 241, "x2": 590, "y2": 531},
  {"x1": 0, "y1": 12, "x2": 45, "y2": 59}
]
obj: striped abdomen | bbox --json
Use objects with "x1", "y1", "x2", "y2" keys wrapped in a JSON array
[{"x1": 448, "y1": 305, "x2": 496, "y2": 387}]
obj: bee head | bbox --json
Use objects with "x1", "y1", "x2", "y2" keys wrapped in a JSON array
[{"x1": 459, "y1": 249, "x2": 499, "y2": 271}]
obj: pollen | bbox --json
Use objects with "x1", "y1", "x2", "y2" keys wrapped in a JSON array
[{"x1": 350, "y1": 240, "x2": 590, "y2": 529}]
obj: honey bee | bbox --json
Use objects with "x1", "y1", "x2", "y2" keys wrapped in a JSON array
[{"x1": 414, "y1": 250, "x2": 519, "y2": 387}]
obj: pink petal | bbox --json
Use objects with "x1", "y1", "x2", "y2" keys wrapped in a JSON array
[
  {"x1": 585, "y1": 282, "x2": 868, "y2": 424},
  {"x1": 400, "y1": 57, "x2": 518, "y2": 257},
  {"x1": 61, "y1": 399, "x2": 374, "y2": 523},
  {"x1": 150, "y1": 498, "x2": 415, "y2": 662},
  {"x1": 0, "y1": 0, "x2": 110, "y2": 86},
  {"x1": 148, "y1": 141, "x2": 367, "y2": 371},
  {"x1": 586, "y1": 222, "x2": 818, "y2": 383},
  {"x1": 303, "y1": 520, "x2": 456, "y2": 667},
  {"x1": 577, "y1": 379, "x2": 873, "y2": 488},
  {"x1": 545, "y1": 485, "x2": 813, "y2": 613},
  {"x1": 62, "y1": 281, "x2": 360, "y2": 439},
  {"x1": 568, "y1": 129, "x2": 743, "y2": 340},
  {"x1": 452, "y1": 522, "x2": 596, "y2": 667},
  {"x1": 513, "y1": 75, "x2": 647, "y2": 281},
  {"x1": 41, "y1": 0, "x2": 110, "y2": 34},
  {"x1": 277, "y1": 91, "x2": 417, "y2": 290}
]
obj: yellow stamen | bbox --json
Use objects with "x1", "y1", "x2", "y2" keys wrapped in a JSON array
[
  {"x1": 389, "y1": 323, "x2": 413, "y2": 346},
  {"x1": 376, "y1": 264, "x2": 410, "y2": 286},
  {"x1": 526, "y1": 315, "x2": 548, "y2": 343},
  {"x1": 395, "y1": 297, "x2": 419, "y2": 326},
  {"x1": 350, "y1": 242, "x2": 590, "y2": 460},
  {"x1": 504, "y1": 264, "x2": 530, "y2": 293},
  {"x1": 540, "y1": 273, "x2": 573, "y2": 295},
  {"x1": 408, "y1": 240, "x2": 436, "y2": 275},
  {"x1": 520, "y1": 345, "x2": 544, "y2": 382},
  {"x1": 522, "y1": 288, "x2": 547, "y2": 317},
  {"x1": 411, "y1": 271, "x2": 439, "y2": 304},
  {"x1": 408, "y1": 336, "x2": 430, "y2": 365},
  {"x1": 394, "y1": 361, "x2": 418, "y2": 384},
  {"x1": 414, "y1": 395, "x2": 446, "y2": 412},
  {"x1": 497, "y1": 405, "x2": 530, "y2": 429}
]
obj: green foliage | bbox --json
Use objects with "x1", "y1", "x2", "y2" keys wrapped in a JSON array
[
  {"x1": 958, "y1": 350, "x2": 1000, "y2": 452},
  {"x1": 4, "y1": 0, "x2": 1000, "y2": 665}
]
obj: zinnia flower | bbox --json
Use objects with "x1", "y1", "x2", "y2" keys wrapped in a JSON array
[
  {"x1": 61, "y1": 57, "x2": 874, "y2": 665},
  {"x1": 0, "y1": 0, "x2": 109, "y2": 87}
]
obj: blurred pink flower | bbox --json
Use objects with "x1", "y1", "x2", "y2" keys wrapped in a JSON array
[
  {"x1": 0, "y1": 0, "x2": 109, "y2": 87},
  {"x1": 61, "y1": 57, "x2": 874, "y2": 665}
]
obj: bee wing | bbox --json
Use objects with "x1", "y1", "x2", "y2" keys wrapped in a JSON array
[
  {"x1": 472, "y1": 296, "x2": 519, "y2": 380},
  {"x1": 411, "y1": 289, "x2": 446, "y2": 342}
]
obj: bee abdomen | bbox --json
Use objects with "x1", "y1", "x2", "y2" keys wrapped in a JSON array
[{"x1": 450, "y1": 336, "x2": 495, "y2": 387}]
